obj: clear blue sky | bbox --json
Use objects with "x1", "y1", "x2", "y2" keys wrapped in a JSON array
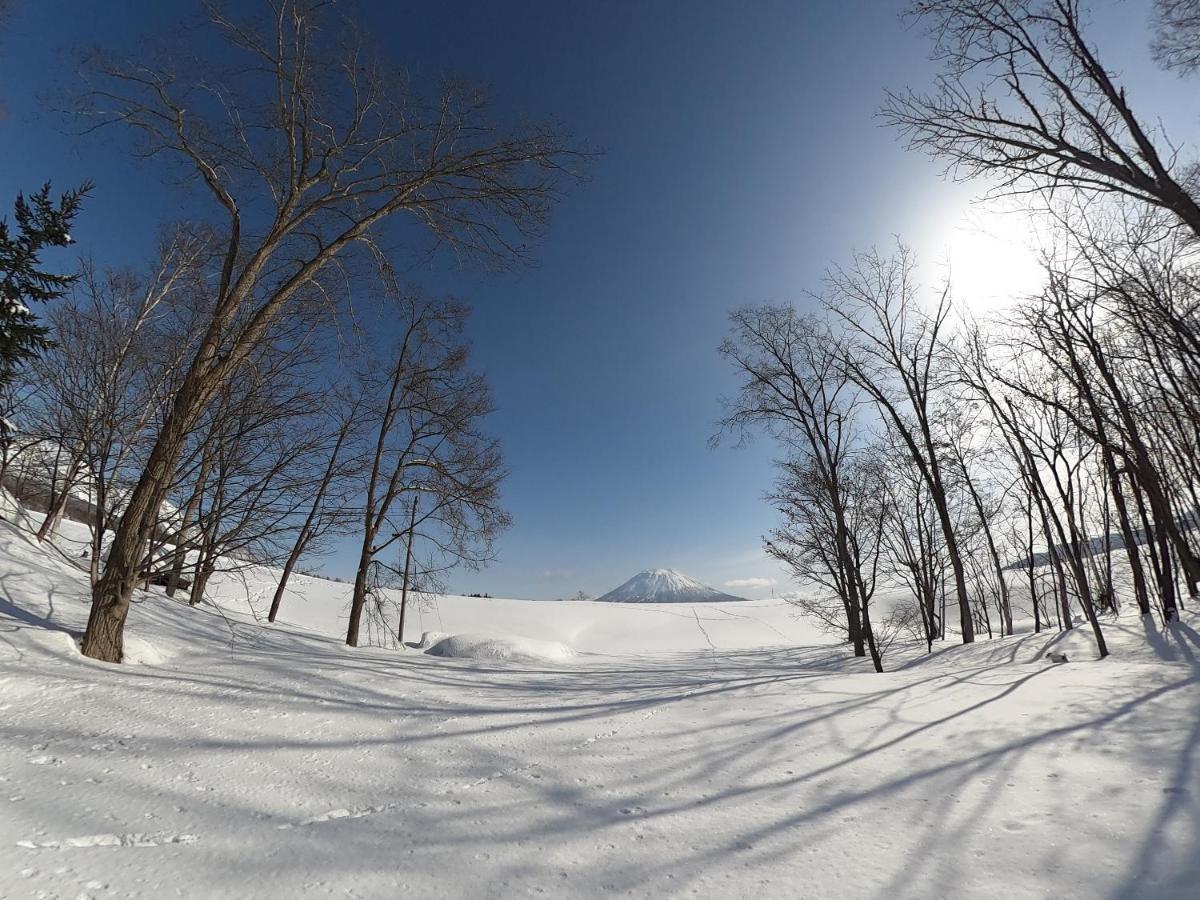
[{"x1": 0, "y1": 1, "x2": 1184, "y2": 599}]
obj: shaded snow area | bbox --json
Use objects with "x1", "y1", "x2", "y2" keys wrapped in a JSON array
[{"x1": 1, "y1": 521, "x2": 1199, "y2": 898}]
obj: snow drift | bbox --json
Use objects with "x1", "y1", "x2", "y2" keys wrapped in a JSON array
[{"x1": 423, "y1": 632, "x2": 576, "y2": 663}]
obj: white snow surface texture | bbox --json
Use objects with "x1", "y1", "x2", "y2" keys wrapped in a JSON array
[
  {"x1": 598, "y1": 567, "x2": 748, "y2": 603},
  {"x1": 423, "y1": 632, "x2": 576, "y2": 663},
  {"x1": 1, "y1": 514, "x2": 1199, "y2": 899}
]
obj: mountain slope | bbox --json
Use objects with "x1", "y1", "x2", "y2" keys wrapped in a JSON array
[{"x1": 597, "y1": 567, "x2": 749, "y2": 603}]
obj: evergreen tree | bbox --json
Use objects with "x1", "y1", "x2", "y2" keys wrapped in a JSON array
[{"x1": 0, "y1": 182, "x2": 89, "y2": 386}]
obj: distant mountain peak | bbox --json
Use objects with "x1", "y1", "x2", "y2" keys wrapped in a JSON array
[{"x1": 597, "y1": 568, "x2": 748, "y2": 603}]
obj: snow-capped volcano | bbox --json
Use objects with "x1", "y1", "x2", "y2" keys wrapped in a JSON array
[{"x1": 597, "y1": 568, "x2": 748, "y2": 603}]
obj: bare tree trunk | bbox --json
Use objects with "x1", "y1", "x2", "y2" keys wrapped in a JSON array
[
  {"x1": 89, "y1": 534, "x2": 101, "y2": 586},
  {"x1": 167, "y1": 447, "x2": 212, "y2": 598},
  {"x1": 35, "y1": 456, "x2": 82, "y2": 542},
  {"x1": 834, "y1": 513, "x2": 866, "y2": 657},
  {"x1": 0, "y1": 437, "x2": 11, "y2": 497},
  {"x1": 268, "y1": 533, "x2": 309, "y2": 624},
  {"x1": 269, "y1": 417, "x2": 353, "y2": 623},
  {"x1": 347, "y1": 544, "x2": 373, "y2": 648},
  {"x1": 963, "y1": 470, "x2": 1012, "y2": 636},
  {"x1": 860, "y1": 600, "x2": 884, "y2": 674},
  {"x1": 82, "y1": 385, "x2": 199, "y2": 661},
  {"x1": 396, "y1": 495, "x2": 418, "y2": 646},
  {"x1": 1027, "y1": 465, "x2": 1071, "y2": 631},
  {"x1": 88, "y1": 469, "x2": 109, "y2": 587},
  {"x1": 978, "y1": 577, "x2": 993, "y2": 640},
  {"x1": 926, "y1": 473, "x2": 974, "y2": 643},
  {"x1": 1027, "y1": 504, "x2": 1041, "y2": 634},
  {"x1": 1079, "y1": 580, "x2": 1110, "y2": 658},
  {"x1": 188, "y1": 554, "x2": 214, "y2": 609},
  {"x1": 1105, "y1": 451, "x2": 1151, "y2": 615},
  {"x1": 1133, "y1": 479, "x2": 1180, "y2": 622}
]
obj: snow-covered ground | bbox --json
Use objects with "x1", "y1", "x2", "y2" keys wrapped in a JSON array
[{"x1": 1, "y1": 514, "x2": 1198, "y2": 899}]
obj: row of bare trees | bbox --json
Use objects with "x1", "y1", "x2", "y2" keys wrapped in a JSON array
[
  {"x1": 0, "y1": 0, "x2": 581, "y2": 662},
  {"x1": 723, "y1": 212, "x2": 1198, "y2": 671},
  {"x1": 721, "y1": 0, "x2": 1200, "y2": 670},
  {"x1": 6, "y1": 222, "x2": 511, "y2": 650},
  {"x1": 68, "y1": 0, "x2": 580, "y2": 663}
]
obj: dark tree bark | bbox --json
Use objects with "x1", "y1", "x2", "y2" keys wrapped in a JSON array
[{"x1": 396, "y1": 495, "x2": 419, "y2": 646}]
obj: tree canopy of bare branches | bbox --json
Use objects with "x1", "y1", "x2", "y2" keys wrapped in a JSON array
[
  {"x1": 346, "y1": 293, "x2": 509, "y2": 648},
  {"x1": 1152, "y1": 0, "x2": 1200, "y2": 74},
  {"x1": 77, "y1": 0, "x2": 583, "y2": 662},
  {"x1": 883, "y1": 1, "x2": 1200, "y2": 238}
]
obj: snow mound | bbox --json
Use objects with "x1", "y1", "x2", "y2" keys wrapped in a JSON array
[
  {"x1": 26, "y1": 629, "x2": 169, "y2": 666},
  {"x1": 123, "y1": 635, "x2": 170, "y2": 666},
  {"x1": 424, "y1": 632, "x2": 576, "y2": 663},
  {"x1": 413, "y1": 630, "x2": 452, "y2": 650},
  {"x1": 598, "y1": 568, "x2": 748, "y2": 603}
]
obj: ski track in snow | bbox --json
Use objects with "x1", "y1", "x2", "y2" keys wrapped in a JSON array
[
  {"x1": 705, "y1": 604, "x2": 793, "y2": 641},
  {"x1": 690, "y1": 606, "x2": 720, "y2": 669}
]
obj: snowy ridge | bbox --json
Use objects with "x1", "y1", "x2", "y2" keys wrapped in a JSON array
[{"x1": 597, "y1": 567, "x2": 748, "y2": 603}]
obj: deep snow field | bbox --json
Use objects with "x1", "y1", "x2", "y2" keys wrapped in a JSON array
[{"x1": 1, "y1": 512, "x2": 1198, "y2": 899}]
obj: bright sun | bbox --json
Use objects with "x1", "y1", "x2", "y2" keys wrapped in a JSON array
[{"x1": 925, "y1": 205, "x2": 1047, "y2": 312}]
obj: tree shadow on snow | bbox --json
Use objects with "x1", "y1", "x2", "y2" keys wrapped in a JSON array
[{"x1": 3, "y1": 539, "x2": 1200, "y2": 899}]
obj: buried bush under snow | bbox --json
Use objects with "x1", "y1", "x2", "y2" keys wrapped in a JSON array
[{"x1": 423, "y1": 632, "x2": 576, "y2": 663}]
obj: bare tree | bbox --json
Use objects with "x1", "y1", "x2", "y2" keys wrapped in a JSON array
[
  {"x1": 346, "y1": 294, "x2": 509, "y2": 648},
  {"x1": 1152, "y1": 0, "x2": 1200, "y2": 74},
  {"x1": 20, "y1": 230, "x2": 210, "y2": 561},
  {"x1": 828, "y1": 245, "x2": 977, "y2": 643},
  {"x1": 884, "y1": 0, "x2": 1200, "y2": 238},
  {"x1": 171, "y1": 333, "x2": 329, "y2": 608},
  {"x1": 76, "y1": 1, "x2": 582, "y2": 662},
  {"x1": 972, "y1": 201, "x2": 1200, "y2": 624},
  {"x1": 878, "y1": 437, "x2": 951, "y2": 650},
  {"x1": 767, "y1": 452, "x2": 892, "y2": 671},
  {"x1": 267, "y1": 392, "x2": 363, "y2": 623},
  {"x1": 719, "y1": 307, "x2": 872, "y2": 659},
  {"x1": 940, "y1": 399, "x2": 1014, "y2": 635}
]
